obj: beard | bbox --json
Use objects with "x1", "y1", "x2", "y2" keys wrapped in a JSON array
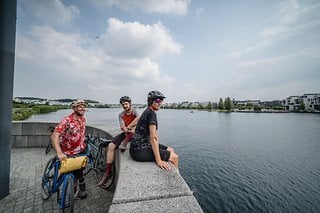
[{"x1": 75, "y1": 111, "x2": 84, "y2": 116}]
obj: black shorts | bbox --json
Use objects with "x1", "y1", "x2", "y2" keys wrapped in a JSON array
[
  {"x1": 129, "y1": 144, "x2": 170, "y2": 162},
  {"x1": 111, "y1": 132, "x2": 126, "y2": 148}
]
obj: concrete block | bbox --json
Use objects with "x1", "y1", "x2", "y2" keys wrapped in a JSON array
[
  {"x1": 112, "y1": 148, "x2": 193, "y2": 204},
  {"x1": 12, "y1": 136, "x2": 27, "y2": 147},
  {"x1": 34, "y1": 135, "x2": 49, "y2": 147},
  {"x1": 11, "y1": 122, "x2": 22, "y2": 136},
  {"x1": 22, "y1": 123, "x2": 36, "y2": 136},
  {"x1": 109, "y1": 196, "x2": 203, "y2": 213},
  {"x1": 26, "y1": 136, "x2": 37, "y2": 147},
  {"x1": 35, "y1": 122, "x2": 57, "y2": 135}
]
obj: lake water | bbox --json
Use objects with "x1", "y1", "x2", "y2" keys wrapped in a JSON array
[{"x1": 26, "y1": 108, "x2": 320, "y2": 213}]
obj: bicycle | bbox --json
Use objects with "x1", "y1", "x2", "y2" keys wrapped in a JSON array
[
  {"x1": 41, "y1": 155, "x2": 75, "y2": 213},
  {"x1": 45, "y1": 126, "x2": 55, "y2": 154},
  {"x1": 83, "y1": 135, "x2": 115, "y2": 189}
]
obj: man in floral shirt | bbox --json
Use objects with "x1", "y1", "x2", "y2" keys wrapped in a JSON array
[{"x1": 51, "y1": 99, "x2": 88, "y2": 199}]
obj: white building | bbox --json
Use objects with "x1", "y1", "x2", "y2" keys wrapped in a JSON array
[
  {"x1": 285, "y1": 93, "x2": 320, "y2": 112},
  {"x1": 301, "y1": 93, "x2": 320, "y2": 112},
  {"x1": 286, "y1": 96, "x2": 301, "y2": 111}
]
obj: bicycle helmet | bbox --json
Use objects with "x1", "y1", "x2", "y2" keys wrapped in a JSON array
[
  {"x1": 147, "y1": 91, "x2": 166, "y2": 105},
  {"x1": 119, "y1": 96, "x2": 131, "y2": 104},
  {"x1": 71, "y1": 99, "x2": 87, "y2": 108}
]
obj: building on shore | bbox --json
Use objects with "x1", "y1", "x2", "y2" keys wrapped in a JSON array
[{"x1": 285, "y1": 93, "x2": 320, "y2": 112}]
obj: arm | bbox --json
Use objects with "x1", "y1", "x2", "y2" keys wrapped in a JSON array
[
  {"x1": 118, "y1": 113, "x2": 128, "y2": 132},
  {"x1": 51, "y1": 131, "x2": 67, "y2": 161},
  {"x1": 149, "y1": 124, "x2": 171, "y2": 170},
  {"x1": 127, "y1": 116, "x2": 140, "y2": 132}
]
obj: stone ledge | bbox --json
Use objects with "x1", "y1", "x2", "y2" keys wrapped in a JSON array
[
  {"x1": 109, "y1": 196, "x2": 202, "y2": 213},
  {"x1": 110, "y1": 145, "x2": 203, "y2": 212}
]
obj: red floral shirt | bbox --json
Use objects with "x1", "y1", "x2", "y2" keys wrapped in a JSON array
[{"x1": 54, "y1": 112, "x2": 86, "y2": 155}]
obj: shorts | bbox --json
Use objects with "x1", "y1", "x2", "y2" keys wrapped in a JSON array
[
  {"x1": 129, "y1": 143, "x2": 170, "y2": 162},
  {"x1": 111, "y1": 132, "x2": 126, "y2": 148}
]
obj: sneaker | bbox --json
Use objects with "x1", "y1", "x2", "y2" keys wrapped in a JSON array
[
  {"x1": 74, "y1": 190, "x2": 87, "y2": 200},
  {"x1": 97, "y1": 172, "x2": 112, "y2": 188}
]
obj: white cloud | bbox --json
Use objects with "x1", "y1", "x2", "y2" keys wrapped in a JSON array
[
  {"x1": 99, "y1": 18, "x2": 182, "y2": 59},
  {"x1": 228, "y1": 47, "x2": 320, "y2": 97},
  {"x1": 91, "y1": 0, "x2": 189, "y2": 15},
  {"x1": 228, "y1": 0, "x2": 320, "y2": 57},
  {"x1": 14, "y1": 17, "x2": 182, "y2": 103},
  {"x1": 19, "y1": 0, "x2": 80, "y2": 26}
]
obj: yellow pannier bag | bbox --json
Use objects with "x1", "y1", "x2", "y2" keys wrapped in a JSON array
[{"x1": 59, "y1": 156, "x2": 88, "y2": 174}]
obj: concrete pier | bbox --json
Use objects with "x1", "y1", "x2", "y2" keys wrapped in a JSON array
[{"x1": 1, "y1": 122, "x2": 203, "y2": 212}]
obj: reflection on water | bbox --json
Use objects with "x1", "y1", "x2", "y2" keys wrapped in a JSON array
[{"x1": 27, "y1": 108, "x2": 320, "y2": 212}]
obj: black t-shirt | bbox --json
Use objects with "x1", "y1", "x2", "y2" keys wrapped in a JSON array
[{"x1": 130, "y1": 107, "x2": 157, "y2": 150}]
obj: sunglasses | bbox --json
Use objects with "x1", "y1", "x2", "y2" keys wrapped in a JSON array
[{"x1": 154, "y1": 98, "x2": 163, "y2": 104}]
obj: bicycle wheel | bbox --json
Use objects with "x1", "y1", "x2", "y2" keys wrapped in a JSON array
[
  {"x1": 60, "y1": 175, "x2": 74, "y2": 213},
  {"x1": 94, "y1": 148, "x2": 115, "y2": 189},
  {"x1": 41, "y1": 157, "x2": 55, "y2": 200},
  {"x1": 83, "y1": 151, "x2": 94, "y2": 176},
  {"x1": 45, "y1": 142, "x2": 52, "y2": 154}
]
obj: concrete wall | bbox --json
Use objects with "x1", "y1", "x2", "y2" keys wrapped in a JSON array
[
  {"x1": 11, "y1": 121, "x2": 113, "y2": 147},
  {"x1": 11, "y1": 122, "x2": 203, "y2": 212}
]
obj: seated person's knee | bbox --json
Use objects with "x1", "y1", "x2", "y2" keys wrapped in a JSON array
[
  {"x1": 108, "y1": 143, "x2": 116, "y2": 150},
  {"x1": 170, "y1": 152, "x2": 178, "y2": 162}
]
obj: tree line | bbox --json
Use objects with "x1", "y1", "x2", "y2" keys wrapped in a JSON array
[
  {"x1": 163, "y1": 97, "x2": 285, "y2": 112},
  {"x1": 12, "y1": 102, "x2": 68, "y2": 120}
]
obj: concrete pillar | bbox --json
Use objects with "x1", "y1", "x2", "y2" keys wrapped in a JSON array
[{"x1": 0, "y1": 0, "x2": 17, "y2": 199}]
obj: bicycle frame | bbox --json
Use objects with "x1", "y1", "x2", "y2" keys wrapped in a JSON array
[
  {"x1": 82, "y1": 135, "x2": 115, "y2": 189},
  {"x1": 43, "y1": 157, "x2": 75, "y2": 209}
]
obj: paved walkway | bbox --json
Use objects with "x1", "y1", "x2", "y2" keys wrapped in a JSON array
[{"x1": 0, "y1": 148, "x2": 114, "y2": 213}]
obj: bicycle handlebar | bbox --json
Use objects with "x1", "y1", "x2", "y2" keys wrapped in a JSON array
[{"x1": 47, "y1": 126, "x2": 55, "y2": 133}]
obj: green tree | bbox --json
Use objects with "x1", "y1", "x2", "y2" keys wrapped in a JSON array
[
  {"x1": 224, "y1": 97, "x2": 232, "y2": 111},
  {"x1": 246, "y1": 103, "x2": 254, "y2": 110},
  {"x1": 254, "y1": 105, "x2": 262, "y2": 111},
  {"x1": 218, "y1": 98, "x2": 224, "y2": 110},
  {"x1": 206, "y1": 102, "x2": 213, "y2": 110}
]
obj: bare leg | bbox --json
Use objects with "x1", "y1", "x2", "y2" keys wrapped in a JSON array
[
  {"x1": 168, "y1": 151, "x2": 179, "y2": 169},
  {"x1": 98, "y1": 143, "x2": 116, "y2": 187},
  {"x1": 107, "y1": 143, "x2": 116, "y2": 164}
]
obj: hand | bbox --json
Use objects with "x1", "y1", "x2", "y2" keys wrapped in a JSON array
[
  {"x1": 58, "y1": 153, "x2": 67, "y2": 161},
  {"x1": 123, "y1": 127, "x2": 129, "y2": 133},
  {"x1": 157, "y1": 161, "x2": 171, "y2": 171}
]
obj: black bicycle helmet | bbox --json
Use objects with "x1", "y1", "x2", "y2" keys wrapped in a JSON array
[
  {"x1": 119, "y1": 96, "x2": 131, "y2": 104},
  {"x1": 147, "y1": 91, "x2": 166, "y2": 105}
]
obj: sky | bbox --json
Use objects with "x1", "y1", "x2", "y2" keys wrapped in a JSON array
[{"x1": 14, "y1": 0, "x2": 320, "y2": 104}]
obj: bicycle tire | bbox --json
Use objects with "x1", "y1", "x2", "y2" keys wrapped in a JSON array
[
  {"x1": 60, "y1": 175, "x2": 74, "y2": 213},
  {"x1": 45, "y1": 142, "x2": 52, "y2": 154},
  {"x1": 83, "y1": 150, "x2": 94, "y2": 176},
  {"x1": 94, "y1": 148, "x2": 115, "y2": 189},
  {"x1": 41, "y1": 157, "x2": 55, "y2": 200}
]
